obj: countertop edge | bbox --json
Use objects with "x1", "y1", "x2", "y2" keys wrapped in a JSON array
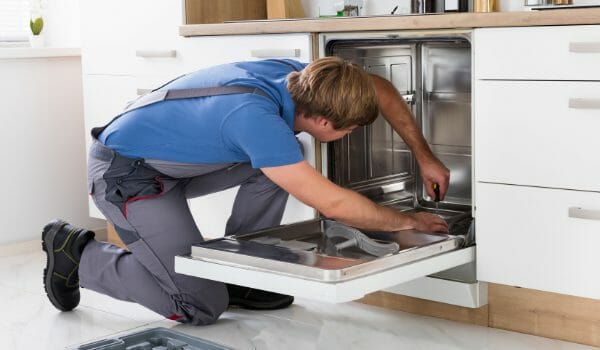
[
  {"x1": 0, "y1": 47, "x2": 81, "y2": 59},
  {"x1": 180, "y1": 8, "x2": 600, "y2": 37}
]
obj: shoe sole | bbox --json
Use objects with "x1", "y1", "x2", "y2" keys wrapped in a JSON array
[
  {"x1": 42, "y1": 219, "x2": 71, "y2": 312},
  {"x1": 229, "y1": 296, "x2": 294, "y2": 310}
]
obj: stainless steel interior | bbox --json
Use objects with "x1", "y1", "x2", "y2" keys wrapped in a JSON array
[
  {"x1": 326, "y1": 36, "x2": 472, "y2": 217},
  {"x1": 323, "y1": 34, "x2": 475, "y2": 283}
]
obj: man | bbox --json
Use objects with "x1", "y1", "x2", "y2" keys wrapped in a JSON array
[{"x1": 42, "y1": 57, "x2": 450, "y2": 325}]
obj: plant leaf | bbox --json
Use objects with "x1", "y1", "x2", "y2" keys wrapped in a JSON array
[{"x1": 30, "y1": 17, "x2": 44, "y2": 35}]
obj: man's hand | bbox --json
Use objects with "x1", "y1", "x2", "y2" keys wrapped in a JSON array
[
  {"x1": 410, "y1": 212, "x2": 449, "y2": 233},
  {"x1": 419, "y1": 155, "x2": 450, "y2": 201}
]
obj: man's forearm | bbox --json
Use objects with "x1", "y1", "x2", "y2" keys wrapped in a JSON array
[
  {"x1": 321, "y1": 187, "x2": 416, "y2": 231},
  {"x1": 371, "y1": 74, "x2": 434, "y2": 165}
]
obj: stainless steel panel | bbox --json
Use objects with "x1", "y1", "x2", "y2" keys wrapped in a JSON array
[
  {"x1": 330, "y1": 46, "x2": 416, "y2": 191},
  {"x1": 189, "y1": 219, "x2": 465, "y2": 282},
  {"x1": 422, "y1": 43, "x2": 471, "y2": 148}
]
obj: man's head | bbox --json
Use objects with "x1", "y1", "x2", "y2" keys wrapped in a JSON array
[{"x1": 288, "y1": 57, "x2": 379, "y2": 141}]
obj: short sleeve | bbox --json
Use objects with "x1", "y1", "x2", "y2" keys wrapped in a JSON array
[{"x1": 221, "y1": 103, "x2": 304, "y2": 168}]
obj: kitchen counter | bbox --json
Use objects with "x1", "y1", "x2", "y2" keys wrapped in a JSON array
[{"x1": 180, "y1": 8, "x2": 600, "y2": 36}]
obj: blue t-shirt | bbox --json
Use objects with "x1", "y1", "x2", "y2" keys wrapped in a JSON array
[{"x1": 99, "y1": 59, "x2": 307, "y2": 168}]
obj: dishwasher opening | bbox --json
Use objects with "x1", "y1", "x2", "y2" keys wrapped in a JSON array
[{"x1": 323, "y1": 34, "x2": 474, "y2": 282}]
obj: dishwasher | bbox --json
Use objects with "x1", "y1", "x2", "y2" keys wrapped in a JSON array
[{"x1": 175, "y1": 30, "x2": 485, "y2": 306}]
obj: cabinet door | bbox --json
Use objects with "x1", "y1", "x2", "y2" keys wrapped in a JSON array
[
  {"x1": 81, "y1": 0, "x2": 184, "y2": 76},
  {"x1": 131, "y1": 0, "x2": 187, "y2": 79},
  {"x1": 476, "y1": 182, "x2": 600, "y2": 300},
  {"x1": 82, "y1": 75, "x2": 137, "y2": 219},
  {"x1": 79, "y1": 0, "x2": 138, "y2": 75},
  {"x1": 134, "y1": 33, "x2": 313, "y2": 100},
  {"x1": 474, "y1": 25, "x2": 600, "y2": 80},
  {"x1": 474, "y1": 80, "x2": 600, "y2": 192}
]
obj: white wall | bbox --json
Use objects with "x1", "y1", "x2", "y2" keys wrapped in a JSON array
[{"x1": 0, "y1": 56, "x2": 105, "y2": 244}]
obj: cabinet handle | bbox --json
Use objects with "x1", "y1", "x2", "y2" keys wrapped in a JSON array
[
  {"x1": 569, "y1": 42, "x2": 600, "y2": 54},
  {"x1": 135, "y1": 50, "x2": 177, "y2": 58},
  {"x1": 568, "y1": 207, "x2": 600, "y2": 221},
  {"x1": 569, "y1": 98, "x2": 600, "y2": 110},
  {"x1": 137, "y1": 88, "x2": 152, "y2": 96},
  {"x1": 250, "y1": 49, "x2": 301, "y2": 58}
]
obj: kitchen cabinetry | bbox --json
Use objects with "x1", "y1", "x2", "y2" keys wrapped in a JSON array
[
  {"x1": 473, "y1": 25, "x2": 600, "y2": 300},
  {"x1": 80, "y1": 0, "x2": 315, "y2": 236}
]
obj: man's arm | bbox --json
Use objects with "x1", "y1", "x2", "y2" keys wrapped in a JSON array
[
  {"x1": 262, "y1": 161, "x2": 448, "y2": 233},
  {"x1": 370, "y1": 74, "x2": 450, "y2": 200}
]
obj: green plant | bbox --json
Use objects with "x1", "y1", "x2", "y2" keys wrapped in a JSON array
[{"x1": 30, "y1": 17, "x2": 44, "y2": 36}]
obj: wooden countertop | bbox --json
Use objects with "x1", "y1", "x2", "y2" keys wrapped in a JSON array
[{"x1": 180, "y1": 8, "x2": 600, "y2": 36}]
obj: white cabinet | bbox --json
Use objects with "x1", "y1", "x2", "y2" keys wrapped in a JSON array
[
  {"x1": 476, "y1": 183, "x2": 600, "y2": 300},
  {"x1": 473, "y1": 25, "x2": 600, "y2": 299},
  {"x1": 474, "y1": 25, "x2": 600, "y2": 81},
  {"x1": 79, "y1": 0, "x2": 139, "y2": 75},
  {"x1": 80, "y1": 0, "x2": 184, "y2": 76},
  {"x1": 135, "y1": 33, "x2": 313, "y2": 103},
  {"x1": 475, "y1": 80, "x2": 600, "y2": 192}
]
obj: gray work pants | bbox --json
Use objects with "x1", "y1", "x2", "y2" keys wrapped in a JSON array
[{"x1": 80, "y1": 139, "x2": 289, "y2": 325}]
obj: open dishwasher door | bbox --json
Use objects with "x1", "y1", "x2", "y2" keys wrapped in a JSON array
[{"x1": 175, "y1": 218, "x2": 474, "y2": 303}]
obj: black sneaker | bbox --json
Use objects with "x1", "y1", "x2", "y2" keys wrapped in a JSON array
[
  {"x1": 42, "y1": 219, "x2": 94, "y2": 311},
  {"x1": 226, "y1": 284, "x2": 294, "y2": 310}
]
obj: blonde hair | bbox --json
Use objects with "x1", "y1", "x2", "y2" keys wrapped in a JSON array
[{"x1": 287, "y1": 57, "x2": 379, "y2": 130}]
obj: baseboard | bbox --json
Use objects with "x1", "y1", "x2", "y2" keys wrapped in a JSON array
[
  {"x1": 358, "y1": 283, "x2": 600, "y2": 347},
  {"x1": 488, "y1": 283, "x2": 600, "y2": 347},
  {"x1": 359, "y1": 291, "x2": 489, "y2": 326}
]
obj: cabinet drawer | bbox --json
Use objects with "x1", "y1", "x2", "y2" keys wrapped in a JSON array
[
  {"x1": 178, "y1": 33, "x2": 312, "y2": 73},
  {"x1": 474, "y1": 80, "x2": 600, "y2": 192},
  {"x1": 474, "y1": 25, "x2": 600, "y2": 80},
  {"x1": 80, "y1": 0, "x2": 138, "y2": 75},
  {"x1": 476, "y1": 183, "x2": 600, "y2": 299}
]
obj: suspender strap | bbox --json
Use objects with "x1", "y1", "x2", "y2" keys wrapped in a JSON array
[
  {"x1": 123, "y1": 86, "x2": 271, "y2": 115},
  {"x1": 92, "y1": 85, "x2": 271, "y2": 139}
]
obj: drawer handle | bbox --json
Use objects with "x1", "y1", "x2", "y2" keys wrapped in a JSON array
[
  {"x1": 569, "y1": 42, "x2": 600, "y2": 54},
  {"x1": 569, "y1": 98, "x2": 600, "y2": 110},
  {"x1": 137, "y1": 88, "x2": 152, "y2": 96},
  {"x1": 250, "y1": 49, "x2": 301, "y2": 58},
  {"x1": 135, "y1": 50, "x2": 177, "y2": 58},
  {"x1": 568, "y1": 207, "x2": 600, "y2": 221}
]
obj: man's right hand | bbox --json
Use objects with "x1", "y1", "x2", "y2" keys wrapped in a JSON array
[{"x1": 409, "y1": 212, "x2": 449, "y2": 233}]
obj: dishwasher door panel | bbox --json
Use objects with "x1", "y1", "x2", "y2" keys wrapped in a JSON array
[{"x1": 175, "y1": 219, "x2": 474, "y2": 303}]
